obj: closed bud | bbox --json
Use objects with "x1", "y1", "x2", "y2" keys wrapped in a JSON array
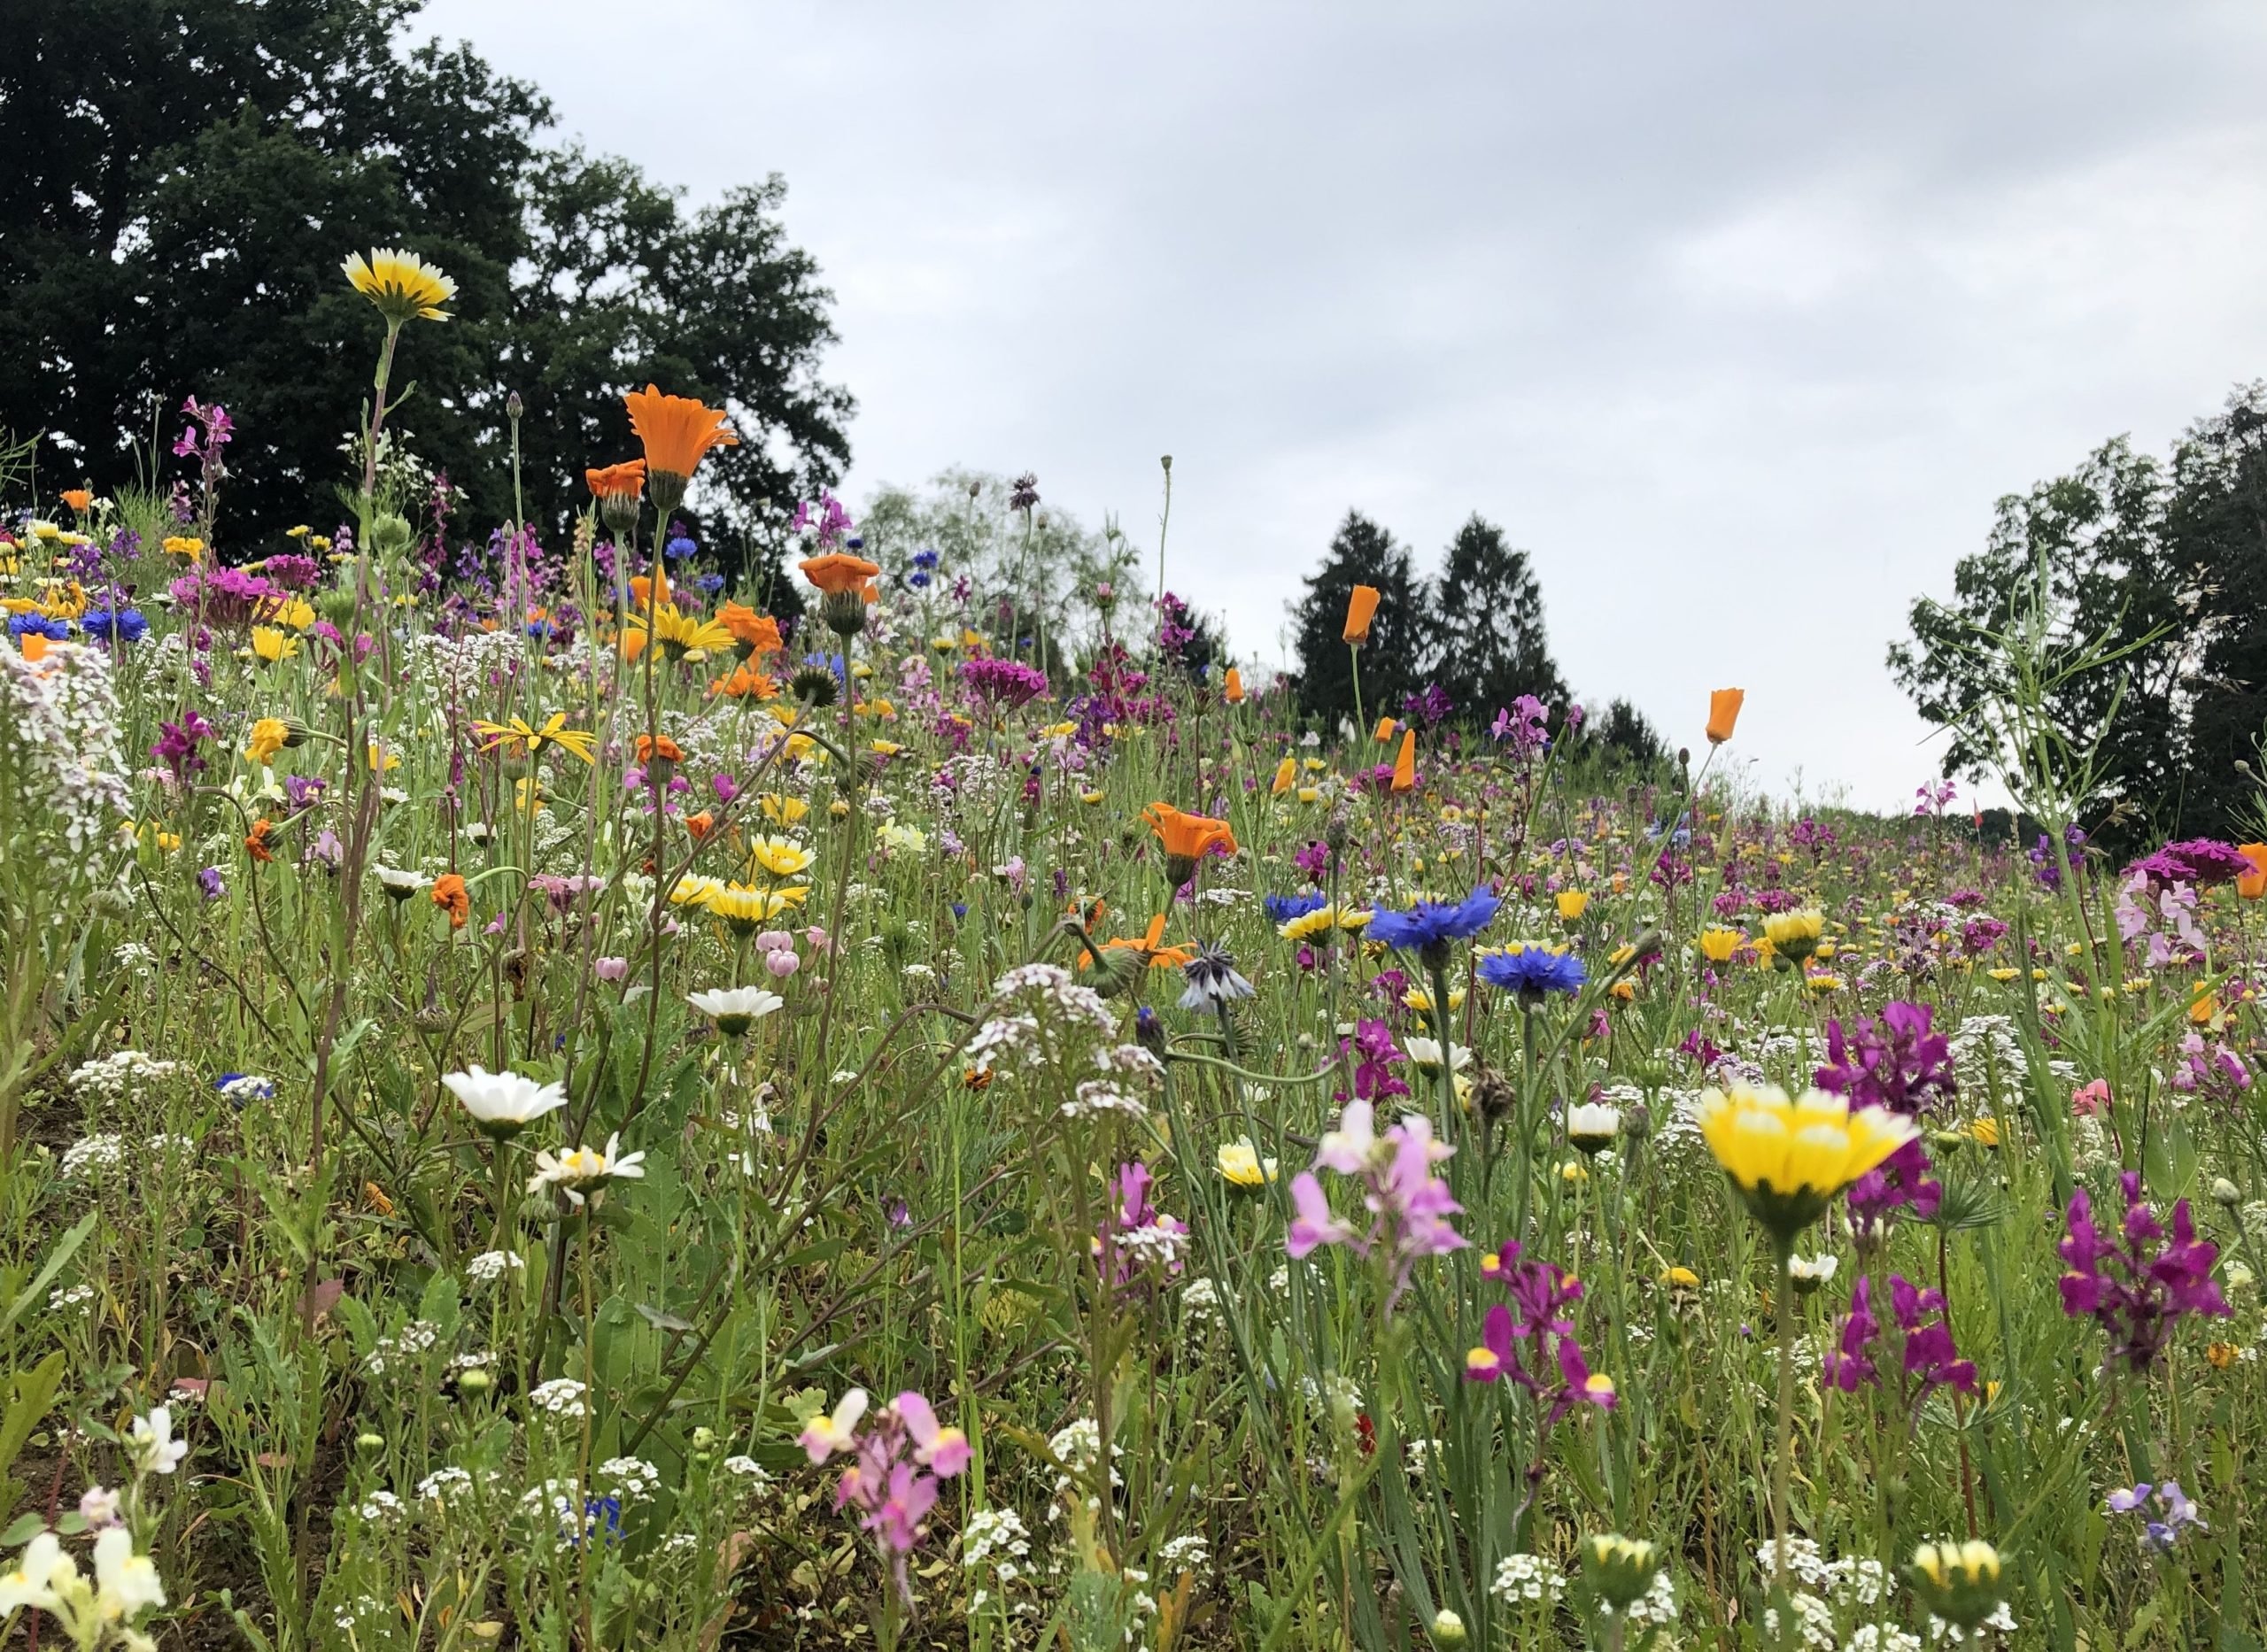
[
  {"x1": 2213, "y1": 1177, "x2": 2241, "y2": 1208},
  {"x1": 356, "y1": 1432, "x2": 386, "y2": 1453},
  {"x1": 1906, "y1": 1539, "x2": 2004, "y2": 1631},
  {"x1": 1581, "y1": 1532, "x2": 1662, "y2": 1610},
  {"x1": 1430, "y1": 1609, "x2": 1466, "y2": 1648},
  {"x1": 506, "y1": 390, "x2": 524, "y2": 421},
  {"x1": 456, "y1": 1366, "x2": 492, "y2": 1396}
]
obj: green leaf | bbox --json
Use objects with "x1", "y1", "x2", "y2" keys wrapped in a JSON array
[
  {"x1": 0, "y1": 1351, "x2": 66, "y2": 1484},
  {"x1": 0, "y1": 1211, "x2": 97, "y2": 1341}
]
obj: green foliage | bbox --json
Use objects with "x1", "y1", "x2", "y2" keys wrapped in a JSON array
[
  {"x1": 1429, "y1": 513, "x2": 1567, "y2": 722},
  {"x1": 0, "y1": 0, "x2": 849, "y2": 548}
]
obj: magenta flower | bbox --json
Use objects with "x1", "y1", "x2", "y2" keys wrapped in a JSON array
[
  {"x1": 1284, "y1": 1106, "x2": 1465, "y2": 1307},
  {"x1": 1845, "y1": 1137, "x2": 1942, "y2": 1248},
  {"x1": 1465, "y1": 1241, "x2": 1616, "y2": 1422},
  {"x1": 1814, "y1": 1001, "x2": 1954, "y2": 1117},
  {"x1": 1821, "y1": 1277, "x2": 1881, "y2": 1393},
  {"x1": 801, "y1": 1387, "x2": 971, "y2": 1600},
  {"x1": 2059, "y1": 1172, "x2": 2231, "y2": 1371}
]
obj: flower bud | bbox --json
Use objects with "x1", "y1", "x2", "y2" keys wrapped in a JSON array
[
  {"x1": 1906, "y1": 1539, "x2": 2004, "y2": 1631},
  {"x1": 356, "y1": 1432, "x2": 386, "y2": 1453},
  {"x1": 2212, "y1": 1177, "x2": 2241, "y2": 1208},
  {"x1": 1429, "y1": 1609, "x2": 1466, "y2": 1647},
  {"x1": 1581, "y1": 1533, "x2": 1662, "y2": 1610}
]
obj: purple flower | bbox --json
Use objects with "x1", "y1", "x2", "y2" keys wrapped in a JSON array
[
  {"x1": 959, "y1": 655, "x2": 1049, "y2": 711},
  {"x1": 2108, "y1": 1480, "x2": 2207, "y2": 1551},
  {"x1": 1845, "y1": 1138, "x2": 1943, "y2": 1247},
  {"x1": 1286, "y1": 1102, "x2": 1465, "y2": 1308},
  {"x1": 1465, "y1": 1241, "x2": 1616, "y2": 1421},
  {"x1": 2059, "y1": 1172, "x2": 2231, "y2": 1370},
  {"x1": 1815, "y1": 1001, "x2": 1954, "y2": 1116},
  {"x1": 1345, "y1": 1019, "x2": 1410, "y2": 1103},
  {"x1": 1889, "y1": 1276, "x2": 1977, "y2": 1398},
  {"x1": 1821, "y1": 1277, "x2": 1880, "y2": 1393},
  {"x1": 152, "y1": 711, "x2": 213, "y2": 783},
  {"x1": 2127, "y1": 838, "x2": 2254, "y2": 888},
  {"x1": 1489, "y1": 695, "x2": 1550, "y2": 759},
  {"x1": 197, "y1": 866, "x2": 226, "y2": 900}
]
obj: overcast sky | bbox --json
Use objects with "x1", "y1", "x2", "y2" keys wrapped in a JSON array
[{"x1": 426, "y1": 0, "x2": 2267, "y2": 810}]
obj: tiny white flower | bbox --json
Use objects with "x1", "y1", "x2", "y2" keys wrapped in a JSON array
[{"x1": 128, "y1": 1406, "x2": 189, "y2": 1475}]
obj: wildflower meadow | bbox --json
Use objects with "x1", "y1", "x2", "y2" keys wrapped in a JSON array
[{"x1": 4, "y1": 244, "x2": 2267, "y2": 1652}]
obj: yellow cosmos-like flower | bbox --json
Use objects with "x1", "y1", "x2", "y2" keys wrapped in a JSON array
[
  {"x1": 162, "y1": 535, "x2": 204, "y2": 560},
  {"x1": 625, "y1": 602, "x2": 734, "y2": 662},
  {"x1": 758, "y1": 793, "x2": 809, "y2": 827},
  {"x1": 472, "y1": 712, "x2": 597, "y2": 765},
  {"x1": 1696, "y1": 1082, "x2": 1916, "y2": 1247},
  {"x1": 1555, "y1": 891, "x2": 1590, "y2": 921},
  {"x1": 343, "y1": 247, "x2": 457, "y2": 325},
  {"x1": 706, "y1": 882, "x2": 811, "y2": 936},
  {"x1": 1760, "y1": 907, "x2": 1824, "y2": 963},
  {"x1": 247, "y1": 626, "x2": 299, "y2": 663},
  {"x1": 747, "y1": 835, "x2": 815, "y2": 880},
  {"x1": 1699, "y1": 928, "x2": 1744, "y2": 963}
]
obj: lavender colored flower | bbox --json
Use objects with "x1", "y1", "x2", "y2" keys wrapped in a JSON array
[
  {"x1": 197, "y1": 866, "x2": 226, "y2": 900},
  {"x1": 1489, "y1": 694, "x2": 1550, "y2": 759},
  {"x1": 1845, "y1": 1138, "x2": 1943, "y2": 1247},
  {"x1": 1286, "y1": 1100, "x2": 1466, "y2": 1308},
  {"x1": 1814, "y1": 1000, "x2": 1954, "y2": 1116},
  {"x1": 2058, "y1": 1171, "x2": 2231, "y2": 1370},
  {"x1": 1889, "y1": 1275, "x2": 1977, "y2": 1398}
]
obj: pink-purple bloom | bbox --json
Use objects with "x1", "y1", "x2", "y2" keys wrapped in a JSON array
[
  {"x1": 2058, "y1": 1171, "x2": 2231, "y2": 1370},
  {"x1": 1285, "y1": 1100, "x2": 1466, "y2": 1308},
  {"x1": 799, "y1": 1387, "x2": 970, "y2": 1598},
  {"x1": 1815, "y1": 1001, "x2": 1955, "y2": 1117}
]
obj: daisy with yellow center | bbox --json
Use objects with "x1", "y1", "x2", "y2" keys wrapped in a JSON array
[
  {"x1": 472, "y1": 712, "x2": 597, "y2": 765},
  {"x1": 746, "y1": 836, "x2": 815, "y2": 880},
  {"x1": 706, "y1": 883, "x2": 811, "y2": 937},
  {"x1": 343, "y1": 248, "x2": 457, "y2": 325}
]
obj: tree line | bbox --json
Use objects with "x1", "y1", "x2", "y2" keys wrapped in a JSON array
[{"x1": 1889, "y1": 382, "x2": 2267, "y2": 845}]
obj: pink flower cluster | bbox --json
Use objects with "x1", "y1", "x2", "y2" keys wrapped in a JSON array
[
  {"x1": 800, "y1": 1387, "x2": 971, "y2": 1587},
  {"x1": 2059, "y1": 1171, "x2": 2230, "y2": 1371},
  {"x1": 1286, "y1": 1100, "x2": 1466, "y2": 1308}
]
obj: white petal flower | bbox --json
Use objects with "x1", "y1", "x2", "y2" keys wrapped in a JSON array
[
  {"x1": 687, "y1": 986, "x2": 785, "y2": 1036},
  {"x1": 442, "y1": 1066, "x2": 568, "y2": 1133},
  {"x1": 128, "y1": 1406, "x2": 189, "y2": 1475}
]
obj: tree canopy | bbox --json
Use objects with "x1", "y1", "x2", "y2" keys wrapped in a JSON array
[{"x1": 0, "y1": 0, "x2": 850, "y2": 552}]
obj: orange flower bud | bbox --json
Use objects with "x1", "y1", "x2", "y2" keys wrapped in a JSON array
[
  {"x1": 1342, "y1": 584, "x2": 1381, "y2": 645},
  {"x1": 1390, "y1": 729, "x2": 1417, "y2": 793},
  {"x1": 1706, "y1": 688, "x2": 1745, "y2": 745}
]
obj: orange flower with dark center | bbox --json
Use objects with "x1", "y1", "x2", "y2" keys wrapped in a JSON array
[
  {"x1": 801, "y1": 553, "x2": 882, "y2": 595},
  {"x1": 1343, "y1": 584, "x2": 1381, "y2": 644},
  {"x1": 1224, "y1": 666, "x2": 1245, "y2": 703},
  {"x1": 717, "y1": 602, "x2": 783, "y2": 655},
  {"x1": 624, "y1": 385, "x2": 739, "y2": 478},
  {"x1": 1390, "y1": 729, "x2": 1417, "y2": 793},
  {"x1": 244, "y1": 819, "x2": 275, "y2": 863},
  {"x1": 431, "y1": 872, "x2": 469, "y2": 928},
  {"x1": 709, "y1": 662, "x2": 778, "y2": 700},
  {"x1": 585, "y1": 459, "x2": 646, "y2": 498},
  {"x1": 1706, "y1": 688, "x2": 1745, "y2": 745},
  {"x1": 61, "y1": 488, "x2": 93, "y2": 513}
]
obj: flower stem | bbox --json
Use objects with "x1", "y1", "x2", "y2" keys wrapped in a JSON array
[{"x1": 1772, "y1": 1240, "x2": 1796, "y2": 1592}]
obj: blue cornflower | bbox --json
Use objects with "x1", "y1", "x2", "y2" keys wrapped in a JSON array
[
  {"x1": 908, "y1": 570, "x2": 932, "y2": 590},
  {"x1": 8, "y1": 614, "x2": 68, "y2": 640},
  {"x1": 1262, "y1": 891, "x2": 1328, "y2": 926},
  {"x1": 695, "y1": 572, "x2": 724, "y2": 593},
  {"x1": 664, "y1": 534, "x2": 698, "y2": 560},
  {"x1": 1477, "y1": 946, "x2": 1589, "y2": 1003},
  {"x1": 82, "y1": 607, "x2": 150, "y2": 644},
  {"x1": 1367, "y1": 889, "x2": 1501, "y2": 968},
  {"x1": 911, "y1": 548, "x2": 940, "y2": 570}
]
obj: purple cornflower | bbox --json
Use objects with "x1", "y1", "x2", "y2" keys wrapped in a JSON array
[
  {"x1": 2058, "y1": 1172, "x2": 2231, "y2": 1371},
  {"x1": 1814, "y1": 1001, "x2": 1955, "y2": 1117},
  {"x1": 1286, "y1": 1101, "x2": 1466, "y2": 1308},
  {"x1": 2127, "y1": 838, "x2": 2254, "y2": 888}
]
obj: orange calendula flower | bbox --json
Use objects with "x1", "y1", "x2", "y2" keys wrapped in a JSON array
[
  {"x1": 2238, "y1": 843, "x2": 2267, "y2": 900},
  {"x1": 1343, "y1": 584, "x2": 1381, "y2": 645},
  {"x1": 636, "y1": 733, "x2": 684, "y2": 764},
  {"x1": 1224, "y1": 666, "x2": 1244, "y2": 703},
  {"x1": 585, "y1": 459, "x2": 646, "y2": 499},
  {"x1": 1706, "y1": 688, "x2": 1745, "y2": 745},
  {"x1": 710, "y1": 662, "x2": 779, "y2": 700},
  {"x1": 623, "y1": 384, "x2": 739, "y2": 479},
  {"x1": 1390, "y1": 729, "x2": 1417, "y2": 793},
  {"x1": 1084, "y1": 912, "x2": 1195, "y2": 972},
  {"x1": 431, "y1": 872, "x2": 469, "y2": 928},
  {"x1": 61, "y1": 488, "x2": 93, "y2": 513},
  {"x1": 685, "y1": 811, "x2": 717, "y2": 841},
  {"x1": 244, "y1": 819, "x2": 276, "y2": 863},
  {"x1": 800, "y1": 553, "x2": 883, "y2": 595},
  {"x1": 716, "y1": 602, "x2": 783, "y2": 657}
]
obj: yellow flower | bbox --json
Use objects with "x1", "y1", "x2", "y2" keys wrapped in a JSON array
[
  {"x1": 248, "y1": 626, "x2": 299, "y2": 662},
  {"x1": 343, "y1": 247, "x2": 457, "y2": 324},
  {"x1": 162, "y1": 535, "x2": 204, "y2": 560},
  {"x1": 1968, "y1": 1115, "x2": 2000, "y2": 1148},
  {"x1": 1986, "y1": 967, "x2": 2019, "y2": 983},
  {"x1": 514, "y1": 776, "x2": 545, "y2": 813},
  {"x1": 669, "y1": 874, "x2": 724, "y2": 907},
  {"x1": 261, "y1": 595, "x2": 316, "y2": 630},
  {"x1": 1555, "y1": 891, "x2": 1590, "y2": 922},
  {"x1": 1401, "y1": 982, "x2": 1464, "y2": 1015},
  {"x1": 286, "y1": 525, "x2": 312, "y2": 538},
  {"x1": 1281, "y1": 903, "x2": 1369, "y2": 943},
  {"x1": 1699, "y1": 928, "x2": 1744, "y2": 963},
  {"x1": 1079, "y1": 788, "x2": 1106, "y2": 805},
  {"x1": 244, "y1": 717, "x2": 292, "y2": 765},
  {"x1": 1696, "y1": 1082, "x2": 1917, "y2": 1245},
  {"x1": 758, "y1": 794, "x2": 809, "y2": 827},
  {"x1": 472, "y1": 713, "x2": 597, "y2": 765},
  {"x1": 1659, "y1": 1265, "x2": 1700, "y2": 1290},
  {"x1": 1217, "y1": 1139, "x2": 1278, "y2": 1186},
  {"x1": 707, "y1": 882, "x2": 810, "y2": 935},
  {"x1": 1804, "y1": 972, "x2": 1843, "y2": 993},
  {"x1": 624, "y1": 602, "x2": 733, "y2": 661},
  {"x1": 367, "y1": 742, "x2": 402, "y2": 772},
  {"x1": 1760, "y1": 907, "x2": 1824, "y2": 961},
  {"x1": 747, "y1": 836, "x2": 815, "y2": 880},
  {"x1": 870, "y1": 738, "x2": 905, "y2": 757}
]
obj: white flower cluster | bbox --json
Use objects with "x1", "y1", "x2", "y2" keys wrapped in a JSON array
[
  {"x1": 596, "y1": 1456, "x2": 661, "y2": 1503},
  {"x1": 1950, "y1": 1015, "x2": 2028, "y2": 1089},
  {"x1": 1603, "y1": 1567, "x2": 1678, "y2": 1627},
  {"x1": 357, "y1": 1490, "x2": 405, "y2": 1524},
  {"x1": 1489, "y1": 1552, "x2": 1565, "y2": 1604},
  {"x1": 0, "y1": 641, "x2": 132, "y2": 851},
  {"x1": 406, "y1": 627, "x2": 523, "y2": 699},
  {"x1": 415, "y1": 1466, "x2": 476, "y2": 1505},
  {"x1": 963, "y1": 1505, "x2": 1033, "y2": 1586},
  {"x1": 60, "y1": 1134, "x2": 126, "y2": 1179},
  {"x1": 465, "y1": 1249, "x2": 526, "y2": 1285},
  {"x1": 68, "y1": 1050, "x2": 182, "y2": 1107},
  {"x1": 1157, "y1": 1532, "x2": 1209, "y2": 1572},
  {"x1": 529, "y1": 1378, "x2": 587, "y2": 1418},
  {"x1": 364, "y1": 1320, "x2": 440, "y2": 1378}
]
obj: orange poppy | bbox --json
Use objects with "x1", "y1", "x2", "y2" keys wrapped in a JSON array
[
  {"x1": 623, "y1": 384, "x2": 739, "y2": 478},
  {"x1": 629, "y1": 567, "x2": 671, "y2": 613},
  {"x1": 800, "y1": 553, "x2": 882, "y2": 595},
  {"x1": 244, "y1": 819, "x2": 275, "y2": 863},
  {"x1": 716, "y1": 602, "x2": 783, "y2": 656},
  {"x1": 1224, "y1": 666, "x2": 1245, "y2": 703},
  {"x1": 1343, "y1": 584, "x2": 1381, "y2": 644},
  {"x1": 1083, "y1": 912, "x2": 1195, "y2": 971},
  {"x1": 2240, "y1": 843, "x2": 2267, "y2": 901},
  {"x1": 1706, "y1": 688, "x2": 1745, "y2": 745},
  {"x1": 636, "y1": 733, "x2": 684, "y2": 764},
  {"x1": 584, "y1": 459, "x2": 646, "y2": 499},
  {"x1": 709, "y1": 662, "x2": 778, "y2": 700},
  {"x1": 1271, "y1": 755, "x2": 1296, "y2": 795},
  {"x1": 1142, "y1": 802, "x2": 1237, "y2": 865},
  {"x1": 19, "y1": 634, "x2": 47, "y2": 662},
  {"x1": 60, "y1": 488, "x2": 93, "y2": 513},
  {"x1": 1373, "y1": 715, "x2": 1397, "y2": 743},
  {"x1": 1390, "y1": 729, "x2": 1417, "y2": 793},
  {"x1": 431, "y1": 872, "x2": 469, "y2": 928}
]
